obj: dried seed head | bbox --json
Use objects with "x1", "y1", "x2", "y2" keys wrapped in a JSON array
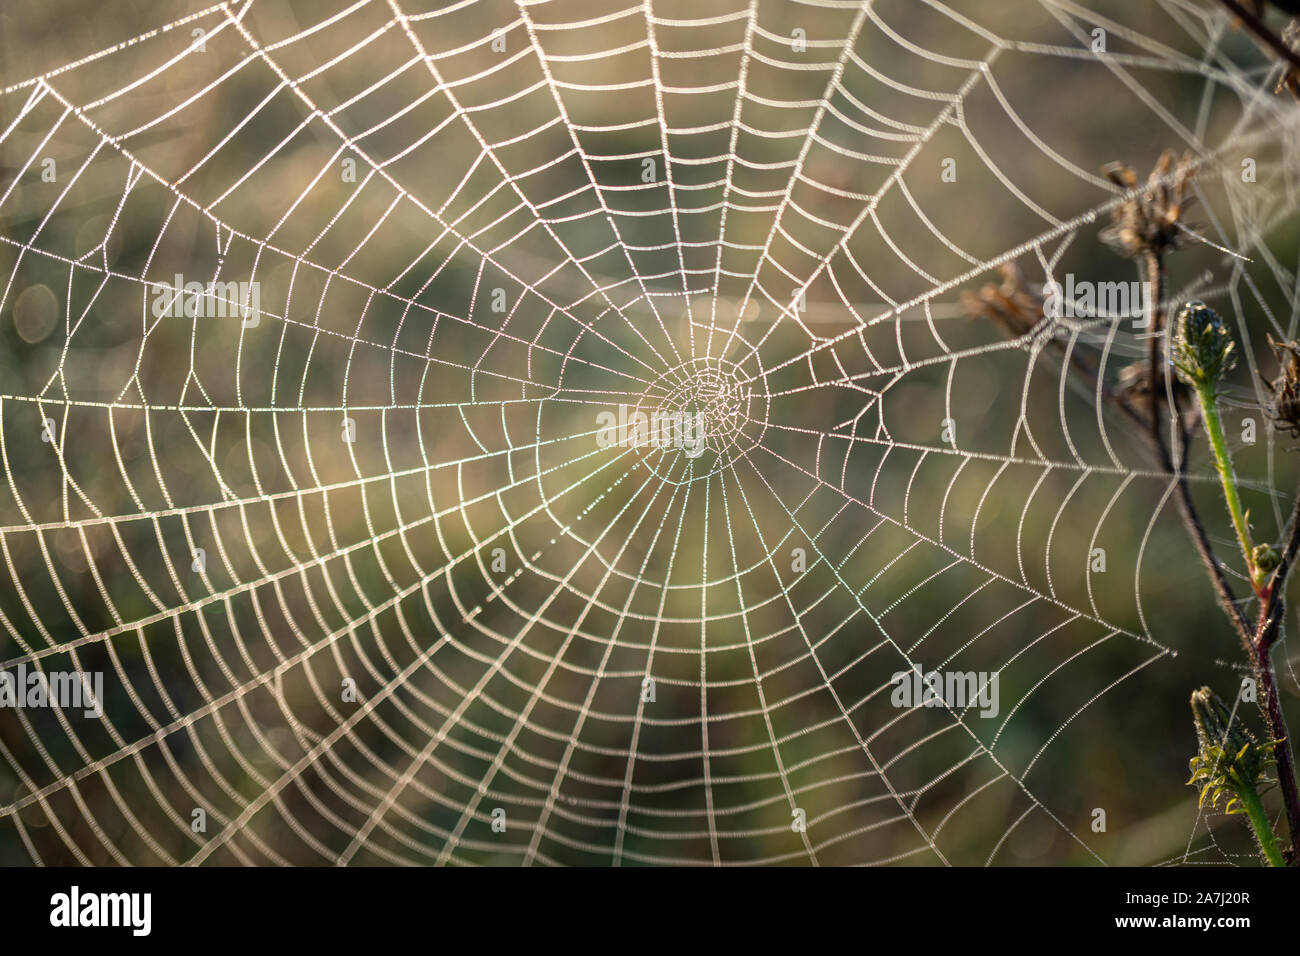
[
  {"x1": 1187, "y1": 685, "x2": 1279, "y2": 815},
  {"x1": 1100, "y1": 150, "x2": 1200, "y2": 259},
  {"x1": 1170, "y1": 300, "x2": 1236, "y2": 389},
  {"x1": 961, "y1": 262, "x2": 1045, "y2": 340}
]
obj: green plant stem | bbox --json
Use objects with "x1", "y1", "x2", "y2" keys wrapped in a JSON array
[
  {"x1": 1192, "y1": 380, "x2": 1260, "y2": 589},
  {"x1": 1237, "y1": 782, "x2": 1286, "y2": 867}
]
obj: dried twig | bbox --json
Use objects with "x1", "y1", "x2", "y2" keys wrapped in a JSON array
[{"x1": 1217, "y1": 0, "x2": 1300, "y2": 78}]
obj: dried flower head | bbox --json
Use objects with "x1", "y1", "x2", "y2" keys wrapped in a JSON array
[
  {"x1": 1170, "y1": 300, "x2": 1237, "y2": 389},
  {"x1": 1260, "y1": 334, "x2": 1300, "y2": 438},
  {"x1": 960, "y1": 262, "x2": 1045, "y2": 341},
  {"x1": 1100, "y1": 150, "x2": 1200, "y2": 259},
  {"x1": 1187, "y1": 685, "x2": 1280, "y2": 816}
]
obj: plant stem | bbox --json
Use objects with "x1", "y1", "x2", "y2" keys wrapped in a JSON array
[
  {"x1": 1252, "y1": 631, "x2": 1300, "y2": 861},
  {"x1": 1141, "y1": 252, "x2": 1253, "y2": 641},
  {"x1": 1136, "y1": 249, "x2": 1300, "y2": 861},
  {"x1": 1237, "y1": 780, "x2": 1287, "y2": 866},
  {"x1": 1191, "y1": 379, "x2": 1261, "y2": 589},
  {"x1": 1216, "y1": 0, "x2": 1300, "y2": 75}
]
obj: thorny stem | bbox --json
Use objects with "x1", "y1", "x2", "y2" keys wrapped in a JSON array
[
  {"x1": 1172, "y1": 422, "x2": 1254, "y2": 643},
  {"x1": 1256, "y1": 486, "x2": 1300, "y2": 859},
  {"x1": 1191, "y1": 379, "x2": 1261, "y2": 590},
  {"x1": 1253, "y1": 628, "x2": 1300, "y2": 862},
  {"x1": 1237, "y1": 779, "x2": 1287, "y2": 866},
  {"x1": 1263, "y1": 481, "x2": 1300, "y2": 601},
  {"x1": 1142, "y1": 252, "x2": 1253, "y2": 643},
  {"x1": 1203, "y1": 410, "x2": 1300, "y2": 860},
  {"x1": 1140, "y1": 249, "x2": 1300, "y2": 862}
]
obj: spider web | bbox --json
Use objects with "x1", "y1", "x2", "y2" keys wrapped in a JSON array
[{"x1": 0, "y1": 0, "x2": 1298, "y2": 866}]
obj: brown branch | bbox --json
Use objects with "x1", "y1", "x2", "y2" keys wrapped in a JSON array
[
  {"x1": 1217, "y1": 0, "x2": 1300, "y2": 74},
  {"x1": 1263, "y1": 478, "x2": 1300, "y2": 605},
  {"x1": 1255, "y1": 484, "x2": 1300, "y2": 860},
  {"x1": 1053, "y1": 329, "x2": 1154, "y2": 432},
  {"x1": 1250, "y1": 609, "x2": 1300, "y2": 861}
]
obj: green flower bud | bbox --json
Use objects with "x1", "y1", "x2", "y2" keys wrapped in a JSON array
[
  {"x1": 1171, "y1": 301, "x2": 1236, "y2": 389},
  {"x1": 1252, "y1": 542, "x2": 1281, "y2": 575},
  {"x1": 1187, "y1": 685, "x2": 1278, "y2": 815}
]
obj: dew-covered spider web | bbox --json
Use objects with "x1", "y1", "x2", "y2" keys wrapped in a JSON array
[{"x1": 1, "y1": 0, "x2": 1299, "y2": 866}]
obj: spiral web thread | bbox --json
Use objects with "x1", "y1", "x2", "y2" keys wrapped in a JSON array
[{"x1": 0, "y1": 0, "x2": 1298, "y2": 866}]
